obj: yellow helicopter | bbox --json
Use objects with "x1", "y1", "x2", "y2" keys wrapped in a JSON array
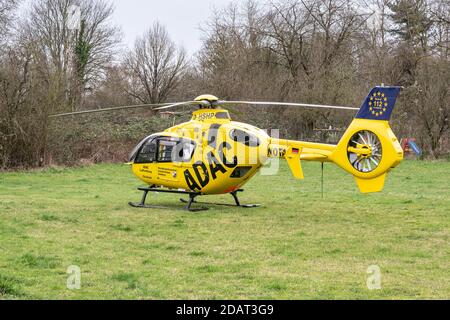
[{"x1": 51, "y1": 86, "x2": 404, "y2": 211}]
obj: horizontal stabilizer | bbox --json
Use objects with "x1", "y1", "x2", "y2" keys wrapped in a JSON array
[{"x1": 285, "y1": 147, "x2": 304, "y2": 180}]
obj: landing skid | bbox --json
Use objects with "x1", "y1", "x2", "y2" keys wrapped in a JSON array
[
  {"x1": 128, "y1": 187, "x2": 260, "y2": 211},
  {"x1": 128, "y1": 186, "x2": 207, "y2": 212}
]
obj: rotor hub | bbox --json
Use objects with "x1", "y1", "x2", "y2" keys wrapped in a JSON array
[
  {"x1": 194, "y1": 94, "x2": 219, "y2": 109},
  {"x1": 359, "y1": 146, "x2": 372, "y2": 159}
]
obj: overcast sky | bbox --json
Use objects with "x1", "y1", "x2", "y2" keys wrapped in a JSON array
[{"x1": 106, "y1": 0, "x2": 236, "y2": 56}]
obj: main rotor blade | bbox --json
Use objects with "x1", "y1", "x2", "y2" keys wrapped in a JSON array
[
  {"x1": 153, "y1": 100, "x2": 211, "y2": 111},
  {"x1": 49, "y1": 102, "x2": 174, "y2": 118},
  {"x1": 218, "y1": 101, "x2": 359, "y2": 111},
  {"x1": 49, "y1": 98, "x2": 359, "y2": 118}
]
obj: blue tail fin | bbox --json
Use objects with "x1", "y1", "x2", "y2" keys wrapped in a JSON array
[{"x1": 355, "y1": 86, "x2": 402, "y2": 121}]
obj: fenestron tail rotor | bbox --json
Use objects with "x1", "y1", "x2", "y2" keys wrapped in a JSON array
[{"x1": 347, "y1": 130, "x2": 382, "y2": 173}]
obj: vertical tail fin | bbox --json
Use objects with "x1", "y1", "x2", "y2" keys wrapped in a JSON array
[
  {"x1": 329, "y1": 86, "x2": 404, "y2": 193},
  {"x1": 355, "y1": 86, "x2": 401, "y2": 121}
]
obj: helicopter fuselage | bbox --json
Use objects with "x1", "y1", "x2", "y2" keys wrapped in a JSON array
[
  {"x1": 130, "y1": 109, "x2": 274, "y2": 194},
  {"x1": 129, "y1": 86, "x2": 404, "y2": 196}
]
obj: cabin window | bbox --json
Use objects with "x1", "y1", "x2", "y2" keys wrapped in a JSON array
[
  {"x1": 229, "y1": 129, "x2": 260, "y2": 147},
  {"x1": 157, "y1": 139, "x2": 177, "y2": 162},
  {"x1": 158, "y1": 138, "x2": 196, "y2": 163},
  {"x1": 230, "y1": 166, "x2": 252, "y2": 178},
  {"x1": 180, "y1": 141, "x2": 195, "y2": 162}
]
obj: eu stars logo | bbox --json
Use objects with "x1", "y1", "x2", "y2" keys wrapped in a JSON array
[{"x1": 368, "y1": 91, "x2": 388, "y2": 117}]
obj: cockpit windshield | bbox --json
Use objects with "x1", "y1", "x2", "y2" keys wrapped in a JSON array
[
  {"x1": 128, "y1": 135, "x2": 154, "y2": 162},
  {"x1": 129, "y1": 136, "x2": 196, "y2": 164}
]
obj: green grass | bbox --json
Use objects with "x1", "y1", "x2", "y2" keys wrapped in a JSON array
[{"x1": 0, "y1": 160, "x2": 449, "y2": 299}]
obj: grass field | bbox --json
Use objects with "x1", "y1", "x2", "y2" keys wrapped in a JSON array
[{"x1": 0, "y1": 160, "x2": 449, "y2": 299}]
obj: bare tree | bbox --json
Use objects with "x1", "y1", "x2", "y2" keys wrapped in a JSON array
[
  {"x1": 0, "y1": 41, "x2": 53, "y2": 168},
  {"x1": 124, "y1": 22, "x2": 187, "y2": 104},
  {"x1": 263, "y1": 1, "x2": 313, "y2": 92},
  {"x1": 24, "y1": 0, "x2": 121, "y2": 111},
  {"x1": 1, "y1": 0, "x2": 121, "y2": 168},
  {"x1": 402, "y1": 59, "x2": 449, "y2": 158},
  {"x1": 429, "y1": 0, "x2": 450, "y2": 59},
  {"x1": 0, "y1": 0, "x2": 19, "y2": 45}
]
